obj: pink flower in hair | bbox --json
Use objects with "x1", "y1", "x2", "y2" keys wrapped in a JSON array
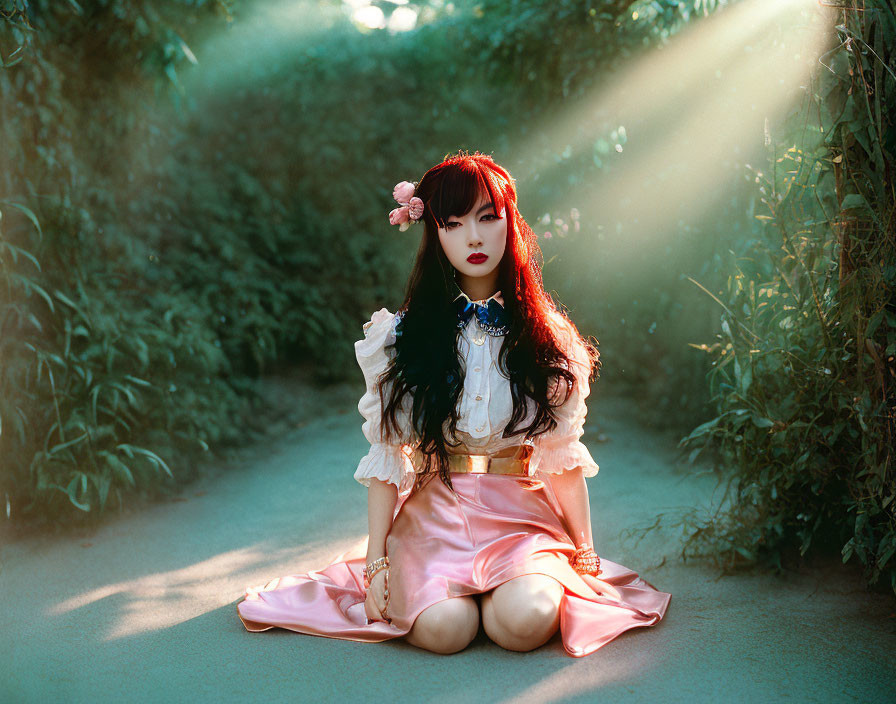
[
  {"x1": 393, "y1": 181, "x2": 415, "y2": 203},
  {"x1": 407, "y1": 197, "x2": 423, "y2": 219},
  {"x1": 389, "y1": 206, "x2": 410, "y2": 227},
  {"x1": 389, "y1": 180, "x2": 424, "y2": 231}
]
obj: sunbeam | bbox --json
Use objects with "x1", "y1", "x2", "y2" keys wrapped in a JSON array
[{"x1": 521, "y1": 0, "x2": 829, "y2": 246}]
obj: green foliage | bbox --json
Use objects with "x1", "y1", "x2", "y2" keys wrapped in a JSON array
[
  {"x1": 677, "y1": 1, "x2": 896, "y2": 594},
  {"x1": 0, "y1": 0, "x2": 254, "y2": 528},
  {"x1": 0, "y1": 190, "x2": 256, "y2": 521}
]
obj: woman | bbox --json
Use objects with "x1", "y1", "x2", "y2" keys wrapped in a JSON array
[{"x1": 236, "y1": 150, "x2": 671, "y2": 657}]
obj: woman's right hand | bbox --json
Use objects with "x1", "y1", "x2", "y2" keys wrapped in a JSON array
[{"x1": 364, "y1": 567, "x2": 391, "y2": 623}]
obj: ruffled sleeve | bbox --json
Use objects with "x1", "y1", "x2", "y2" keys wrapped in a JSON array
[
  {"x1": 353, "y1": 307, "x2": 416, "y2": 493},
  {"x1": 530, "y1": 312, "x2": 600, "y2": 478}
]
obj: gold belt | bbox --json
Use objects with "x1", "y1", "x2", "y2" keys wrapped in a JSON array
[{"x1": 412, "y1": 443, "x2": 533, "y2": 476}]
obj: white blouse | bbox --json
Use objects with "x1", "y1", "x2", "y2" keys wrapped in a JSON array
[{"x1": 353, "y1": 291, "x2": 599, "y2": 493}]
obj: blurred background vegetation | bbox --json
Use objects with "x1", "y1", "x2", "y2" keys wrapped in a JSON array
[{"x1": 1, "y1": 0, "x2": 893, "y2": 595}]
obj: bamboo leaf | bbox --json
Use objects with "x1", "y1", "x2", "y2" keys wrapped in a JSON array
[
  {"x1": 100, "y1": 451, "x2": 136, "y2": 487},
  {"x1": 53, "y1": 289, "x2": 91, "y2": 326},
  {"x1": 49, "y1": 431, "x2": 89, "y2": 456},
  {"x1": 60, "y1": 475, "x2": 90, "y2": 511},
  {"x1": 0, "y1": 200, "x2": 43, "y2": 241},
  {"x1": 8, "y1": 272, "x2": 55, "y2": 313},
  {"x1": 117, "y1": 444, "x2": 173, "y2": 478},
  {"x1": 123, "y1": 375, "x2": 152, "y2": 388}
]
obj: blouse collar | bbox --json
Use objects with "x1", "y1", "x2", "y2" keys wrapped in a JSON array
[{"x1": 453, "y1": 289, "x2": 505, "y2": 308}]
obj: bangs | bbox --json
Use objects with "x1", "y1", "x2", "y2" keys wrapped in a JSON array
[{"x1": 427, "y1": 162, "x2": 509, "y2": 230}]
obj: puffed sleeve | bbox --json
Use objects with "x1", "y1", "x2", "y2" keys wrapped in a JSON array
[
  {"x1": 530, "y1": 312, "x2": 600, "y2": 478},
  {"x1": 353, "y1": 307, "x2": 416, "y2": 492}
]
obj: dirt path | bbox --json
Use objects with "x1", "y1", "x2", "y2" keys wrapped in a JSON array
[{"x1": 2, "y1": 386, "x2": 894, "y2": 703}]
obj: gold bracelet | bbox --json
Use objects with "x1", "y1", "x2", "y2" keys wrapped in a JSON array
[
  {"x1": 570, "y1": 544, "x2": 602, "y2": 576},
  {"x1": 364, "y1": 556, "x2": 390, "y2": 588}
]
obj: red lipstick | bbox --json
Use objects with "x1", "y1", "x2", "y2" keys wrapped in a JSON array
[{"x1": 467, "y1": 253, "x2": 488, "y2": 264}]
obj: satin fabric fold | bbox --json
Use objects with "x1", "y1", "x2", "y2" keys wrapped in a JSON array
[{"x1": 237, "y1": 472, "x2": 671, "y2": 657}]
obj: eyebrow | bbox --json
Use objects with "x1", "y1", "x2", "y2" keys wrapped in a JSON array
[{"x1": 446, "y1": 202, "x2": 497, "y2": 224}]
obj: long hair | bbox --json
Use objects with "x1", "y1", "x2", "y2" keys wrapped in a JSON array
[{"x1": 376, "y1": 149, "x2": 600, "y2": 498}]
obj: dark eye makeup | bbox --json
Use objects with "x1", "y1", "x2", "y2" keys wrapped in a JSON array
[{"x1": 445, "y1": 213, "x2": 501, "y2": 229}]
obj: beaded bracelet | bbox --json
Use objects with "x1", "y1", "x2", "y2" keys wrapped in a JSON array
[{"x1": 570, "y1": 544, "x2": 603, "y2": 576}]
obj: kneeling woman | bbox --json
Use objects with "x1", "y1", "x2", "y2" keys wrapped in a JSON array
[{"x1": 236, "y1": 150, "x2": 671, "y2": 658}]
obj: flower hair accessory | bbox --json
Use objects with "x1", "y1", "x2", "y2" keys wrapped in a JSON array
[{"x1": 389, "y1": 180, "x2": 424, "y2": 231}]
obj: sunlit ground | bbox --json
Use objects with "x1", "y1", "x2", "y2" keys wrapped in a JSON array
[{"x1": 43, "y1": 536, "x2": 353, "y2": 642}]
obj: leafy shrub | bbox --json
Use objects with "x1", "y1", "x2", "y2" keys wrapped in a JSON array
[{"x1": 677, "y1": 1, "x2": 895, "y2": 594}]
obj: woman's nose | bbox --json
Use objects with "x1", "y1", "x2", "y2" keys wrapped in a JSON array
[{"x1": 468, "y1": 222, "x2": 483, "y2": 245}]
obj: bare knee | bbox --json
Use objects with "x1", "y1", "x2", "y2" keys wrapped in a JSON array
[
  {"x1": 482, "y1": 575, "x2": 563, "y2": 651},
  {"x1": 405, "y1": 596, "x2": 480, "y2": 655}
]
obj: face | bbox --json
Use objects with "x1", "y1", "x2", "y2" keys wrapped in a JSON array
[{"x1": 437, "y1": 190, "x2": 508, "y2": 286}]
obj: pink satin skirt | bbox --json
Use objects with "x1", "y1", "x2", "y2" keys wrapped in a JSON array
[{"x1": 236, "y1": 472, "x2": 671, "y2": 657}]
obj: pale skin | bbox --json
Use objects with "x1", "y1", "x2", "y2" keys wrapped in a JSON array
[{"x1": 364, "y1": 190, "x2": 598, "y2": 654}]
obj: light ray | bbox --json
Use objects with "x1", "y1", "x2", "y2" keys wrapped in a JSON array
[{"x1": 522, "y1": 0, "x2": 828, "y2": 248}]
